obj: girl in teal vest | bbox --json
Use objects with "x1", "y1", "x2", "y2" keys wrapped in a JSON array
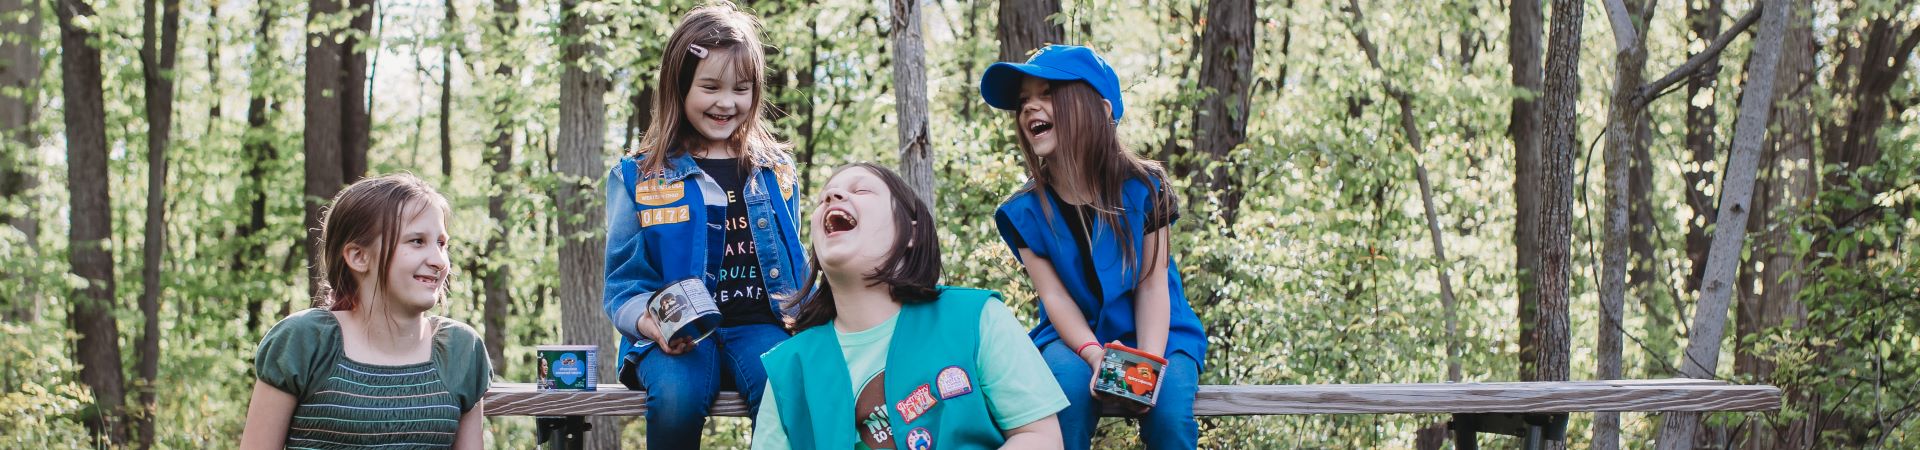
[
  {"x1": 753, "y1": 163, "x2": 1068, "y2": 450},
  {"x1": 978, "y1": 45, "x2": 1209, "y2": 450}
]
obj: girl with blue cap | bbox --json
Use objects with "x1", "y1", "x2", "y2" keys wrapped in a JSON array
[{"x1": 979, "y1": 45, "x2": 1209, "y2": 450}]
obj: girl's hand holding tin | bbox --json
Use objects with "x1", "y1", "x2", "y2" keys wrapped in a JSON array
[{"x1": 636, "y1": 310, "x2": 696, "y2": 355}]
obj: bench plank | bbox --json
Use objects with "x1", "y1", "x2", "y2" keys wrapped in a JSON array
[{"x1": 485, "y1": 379, "x2": 1779, "y2": 418}]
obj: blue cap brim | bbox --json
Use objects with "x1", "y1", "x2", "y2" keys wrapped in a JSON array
[{"x1": 979, "y1": 62, "x2": 1084, "y2": 111}]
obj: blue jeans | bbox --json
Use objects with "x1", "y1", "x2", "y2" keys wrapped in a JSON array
[
  {"x1": 623, "y1": 323, "x2": 788, "y2": 449},
  {"x1": 1040, "y1": 340, "x2": 1200, "y2": 450}
]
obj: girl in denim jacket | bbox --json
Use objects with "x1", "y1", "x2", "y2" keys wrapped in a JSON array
[{"x1": 601, "y1": 2, "x2": 806, "y2": 447}]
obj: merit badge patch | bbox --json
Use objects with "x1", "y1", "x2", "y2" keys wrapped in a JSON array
[
  {"x1": 774, "y1": 164, "x2": 796, "y2": 201},
  {"x1": 905, "y1": 427, "x2": 933, "y2": 450},
  {"x1": 639, "y1": 205, "x2": 690, "y2": 227},
  {"x1": 633, "y1": 180, "x2": 686, "y2": 206},
  {"x1": 935, "y1": 366, "x2": 973, "y2": 399},
  {"x1": 894, "y1": 384, "x2": 938, "y2": 424}
]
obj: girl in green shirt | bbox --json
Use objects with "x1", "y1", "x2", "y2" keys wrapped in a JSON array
[{"x1": 240, "y1": 173, "x2": 491, "y2": 449}]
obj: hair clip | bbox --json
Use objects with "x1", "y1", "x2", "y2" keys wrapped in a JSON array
[{"x1": 688, "y1": 44, "x2": 709, "y2": 59}]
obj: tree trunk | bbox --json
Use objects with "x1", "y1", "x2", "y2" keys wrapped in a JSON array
[
  {"x1": 1508, "y1": 0, "x2": 1544, "y2": 382},
  {"x1": 1656, "y1": 0, "x2": 1787, "y2": 447},
  {"x1": 482, "y1": 0, "x2": 520, "y2": 375},
  {"x1": 439, "y1": 0, "x2": 455, "y2": 179},
  {"x1": 242, "y1": 2, "x2": 279, "y2": 332},
  {"x1": 1596, "y1": 1, "x2": 1654, "y2": 448},
  {"x1": 0, "y1": 0, "x2": 40, "y2": 323},
  {"x1": 1533, "y1": 0, "x2": 1584, "y2": 400},
  {"x1": 996, "y1": 0, "x2": 1061, "y2": 64},
  {"x1": 556, "y1": 0, "x2": 616, "y2": 447},
  {"x1": 57, "y1": 0, "x2": 129, "y2": 444},
  {"x1": 304, "y1": 0, "x2": 374, "y2": 301},
  {"x1": 890, "y1": 0, "x2": 933, "y2": 206},
  {"x1": 136, "y1": 0, "x2": 181, "y2": 446},
  {"x1": 1194, "y1": 0, "x2": 1255, "y2": 229},
  {"x1": 1681, "y1": 0, "x2": 1724, "y2": 295}
]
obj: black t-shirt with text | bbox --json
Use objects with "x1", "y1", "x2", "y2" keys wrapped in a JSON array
[{"x1": 695, "y1": 157, "x2": 780, "y2": 327}]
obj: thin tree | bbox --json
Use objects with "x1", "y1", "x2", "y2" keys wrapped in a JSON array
[
  {"x1": 1507, "y1": 0, "x2": 1543, "y2": 382},
  {"x1": 1656, "y1": 0, "x2": 1788, "y2": 447},
  {"x1": 890, "y1": 0, "x2": 933, "y2": 205},
  {"x1": 1533, "y1": 0, "x2": 1585, "y2": 398},
  {"x1": 440, "y1": 0, "x2": 456, "y2": 179},
  {"x1": 136, "y1": 0, "x2": 180, "y2": 446},
  {"x1": 1193, "y1": 0, "x2": 1255, "y2": 228},
  {"x1": 556, "y1": 0, "x2": 617, "y2": 447},
  {"x1": 481, "y1": 0, "x2": 520, "y2": 374},
  {"x1": 1596, "y1": 1, "x2": 1654, "y2": 447},
  {"x1": 241, "y1": 0, "x2": 281, "y2": 331},
  {"x1": 56, "y1": 0, "x2": 129, "y2": 444}
]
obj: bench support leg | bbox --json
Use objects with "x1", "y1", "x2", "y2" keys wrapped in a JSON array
[
  {"x1": 537, "y1": 416, "x2": 591, "y2": 450},
  {"x1": 1450, "y1": 413, "x2": 1566, "y2": 450}
]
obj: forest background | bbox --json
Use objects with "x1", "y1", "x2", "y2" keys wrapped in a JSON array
[{"x1": 0, "y1": 0, "x2": 1915, "y2": 448}]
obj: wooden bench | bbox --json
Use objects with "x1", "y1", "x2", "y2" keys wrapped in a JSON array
[{"x1": 487, "y1": 378, "x2": 1780, "y2": 449}]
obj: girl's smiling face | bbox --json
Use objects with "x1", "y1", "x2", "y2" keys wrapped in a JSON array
[
  {"x1": 684, "y1": 51, "x2": 754, "y2": 149},
  {"x1": 1017, "y1": 76, "x2": 1058, "y2": 157},
  {"x1": 385, "y1": 200, "x2": 451, "y2": 312},
  {"x1": 811, "y1": 167, "x2": 900, "y2": 278}
]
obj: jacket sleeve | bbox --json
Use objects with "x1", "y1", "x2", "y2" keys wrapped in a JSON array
[{"x1": 604, "y1": 164, "x2": 661, "y2": 344}]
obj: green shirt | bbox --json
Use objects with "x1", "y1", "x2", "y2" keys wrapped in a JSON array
[
  {"x1": 255, "y1": 308, "x2": 492, "y2": 449},
  {"x1": 752, "y1": 300, "x2": 1068, "y2": 449}
]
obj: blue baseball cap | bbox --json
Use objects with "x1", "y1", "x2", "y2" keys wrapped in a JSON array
[{"x1": 979, "y1": 45, "x2": 1125, "y2": 120}]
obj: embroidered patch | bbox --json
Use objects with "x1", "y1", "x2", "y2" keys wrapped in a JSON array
[
  {"x1": 639, "y1": 205, "x2": 690, "y2": 227},
  {"x1": 935, "y1": 366, "x2": 972, "y2": 399},
  {"x1": 634, "y1": 180, "x2": 686, "y2": 206},
  {"x1": 774, "y1": 164, "x2": 796, "y2": 201},
  {"x1": 894, "y1": 384, "x2": 938, "y2": 424},
  {"x1": 905, "y1": 427, "x2": 933, "y2": 450}
]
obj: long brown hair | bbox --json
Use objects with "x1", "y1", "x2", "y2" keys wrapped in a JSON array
[
  {"x1": 787, "y1": 163, "x2": 942, "y2": 331},
  {"x1": 315, "y1": 173, "x2": 453, "y2": 312},
  {"x1": 1013, "y1": 80, "x2": 1175, "y2": 282},
  {"x1": 629, "y1": 1, "x2": 789, "y2": 178}
]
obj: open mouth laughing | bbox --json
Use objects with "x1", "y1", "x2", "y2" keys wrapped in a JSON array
[{"x1": 824, "y1": 207, "x2": 858, "y2": 237}]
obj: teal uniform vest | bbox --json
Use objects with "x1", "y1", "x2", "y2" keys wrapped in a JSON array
[{"x1": 762, "y1": 287, "x2": 1006, "y2": 450}]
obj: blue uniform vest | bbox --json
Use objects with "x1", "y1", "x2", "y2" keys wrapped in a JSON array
[
  {"x1": 993, "y1": 176, "x2": 1208, "y2": 369},
  {"x1": 761, "y1": 288, "x2": 1005, "y2": 449}
]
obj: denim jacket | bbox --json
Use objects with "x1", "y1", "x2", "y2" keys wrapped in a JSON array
[{"x1": 603, "y1": 151, "x2": 809, "y2": 364}]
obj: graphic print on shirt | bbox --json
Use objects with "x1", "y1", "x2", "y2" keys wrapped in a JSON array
[
  {"x1": 693, "y1": 158, "x2": 778, "y2": 326},
  {"x1": 855, "y1": 371, "x2": 896, "y2": 449}
]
